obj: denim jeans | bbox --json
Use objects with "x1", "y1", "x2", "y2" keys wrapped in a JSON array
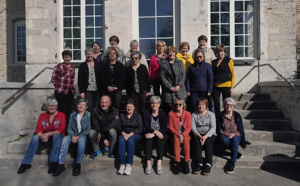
[
  {"x1": 58, "y1": 135, "x2": 87, "y2": 164},
  {"x1": 219, "y1": 135, "x2": 241, "y2": 163},
  {"x1": 21, "y1": 134, "x2": 64, "y2": 165},
  {"x1": 190, "y1": 91, "x2": 206, "y2": 112},
  {"x1": 118, "y1": 135, "x2": 142, "y2": 165}
]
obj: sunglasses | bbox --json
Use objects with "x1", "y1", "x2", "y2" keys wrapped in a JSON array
[
  {"x1": 174, "y1": 103, "x2": 182, "y2": 107},
  {"x1": 131, "y1": 57, "x2": 139, "y2": 60}
]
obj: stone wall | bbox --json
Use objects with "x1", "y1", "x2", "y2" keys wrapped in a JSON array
[
  {"x1": 259, "y1": 81, "x2": 300, "y2": 131},
  {"x1": 296, "y1": 0, "x2": 300, "y2": 78},
  {"x1": 0, "y1": 82, "x2": 54, "y2": 155},
  {"x1": 259, "y1": 0, "x2": 297, "y2": 81},
  {"x1": 25, "y1": 0, "x2": 59, "y2": 82},
  {"x1": 0, "y1": 0, "x2": 7, "y2": 82},
  {"x1": 7, "y1": 66, "x2": 25, "y2": 82}
]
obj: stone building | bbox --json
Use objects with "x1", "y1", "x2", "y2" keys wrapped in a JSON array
[{"x1": 0, "y1": 0, "x2": 299, "y2": 87}]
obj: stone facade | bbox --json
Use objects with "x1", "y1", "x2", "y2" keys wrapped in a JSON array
[{"x1": 0, "y1": 0, "x2": 7, "y2": 82}]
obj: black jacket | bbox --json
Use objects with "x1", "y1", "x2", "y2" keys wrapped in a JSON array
[
  {"x1": 91, "y1": 105, "x2": 119, "y2": 140},
  {"x1": 117, "y1": 111, "x2": 143, "y2": 135},
  {"x1": 212, "y1": 57, "x2": 232, "y2": 83},
  {"x1": 143, "y1": 110, "x2": 168, "y2": 136},
  {"x1": 100, "y1": 62, "x2": 125, "y2": 92},
  {"x1": 216, "y1": 111, "x2": 250, "y2": 149},
  {"x1": 125, "y1": 64, "x2": 151, "y2": 95},
  {"x1": 78, "y1": 60, "x2": 101, "y2": 93}
]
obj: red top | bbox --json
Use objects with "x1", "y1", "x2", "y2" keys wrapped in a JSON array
[
  {"x1": 36, "y1": 111, "x2": 66, "y2": 135},
  {"x1": 149, "y1": 54, "x2": 167, "y2": 80},
  {"x1": 168, "y1": 110, "x2": 192, "y2": 136},
  {"x1": 51, "y1": 62, "x2": 76, "y2": 95}
]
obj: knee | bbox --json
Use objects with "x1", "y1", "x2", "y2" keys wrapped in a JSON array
[
  {"x1": 88, "y1": 130, "x2": 97, "y2": 138},
  {"x1": 108, "y1": 128, "x2": 117, "y2": 137},
  {"x1": 53, "y1": 133, "x2": 63, "y2": 142},
  {"x1": 232, "y1": 136, "x2": 241, "y2": 144},
  {"x1": 118, "y1": 135, "x2": 126, "y2": 144},
  {"x1": 62, "y1": 135, "x2": 71, "y2": 144},
  {"x1": 78, "y1": 136, "x2": 87, "y2": 144}
]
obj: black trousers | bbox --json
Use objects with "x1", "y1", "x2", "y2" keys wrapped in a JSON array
[
  {"x1": 212, "y1": 86, "x2": 231, "y2": 117},
  {"x1": 194, "y1": 134, "x2": 217, "y2": 165},
  {"x1": 128, "y1": 90, "x2": 147, "y2": 114},
  {"x1": 85, "y1": 91, "x2": 101, "y2": 113},
  {"x1": 151, "y1": 78, "x2": 162, "y2": 96},
  {"x1": 145, "y1": 135, "x2": 168, "y2": 160},
  {"x1": 55, "y1": 90, "x2": 74, "y2": 126}
]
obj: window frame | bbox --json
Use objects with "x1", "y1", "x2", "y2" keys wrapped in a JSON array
[
  {"x1": 133, "y1": 0, "x2": 180, "y2": 59},
  {"x1": 14, "y1": 20, "x2": 26, "y2": 64},
  {"x1": 59, "y1": 0, "x2": 105, "y2": 62},
  {"x1": 209, "y1": 0, "x2": 259, "y2": 62}
]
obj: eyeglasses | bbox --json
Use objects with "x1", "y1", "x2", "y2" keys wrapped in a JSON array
[
  {"x1": 48, "y1": 105, "x2": 57, "y2": 107},
  {"x1": 196, "y1": 56, "x2": 203, "y2": 58},
  {"x1": 225, "y1": 104, "x2": 234, "y2": 107},
  {"x1": 151, "y1": 102, "x2": 159, "y2": 105},
  {"x1": 174, "y1": 103, "x2": 182, "y2": 107},
  {"x1": 131, "y1": 57, "x2": 139, "y2": 60}
]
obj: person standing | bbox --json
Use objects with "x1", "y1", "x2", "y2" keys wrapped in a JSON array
[{"x1": 51, "y1": 50, "x2": 75, "y2": 125}]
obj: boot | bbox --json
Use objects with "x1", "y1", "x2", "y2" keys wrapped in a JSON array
[
  {"x1": 48, "y1": 162, "x2": 58, "y2": 174},
  {"x1": 72, "y1": 163, "x2": 81, "y2": 176},
  {"x1": 174, "y1": 161, "x2": 181, "y2": 174},
  {"x1": 183, "y1": 161, "x2": 190, "y2": 174}
]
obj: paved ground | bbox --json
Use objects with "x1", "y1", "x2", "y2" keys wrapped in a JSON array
[{"x1": 2, "y1": 166, "x2": 300, "y2": 186}]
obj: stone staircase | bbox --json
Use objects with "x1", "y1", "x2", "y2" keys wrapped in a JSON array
[{"x1": 1, "y1": 93, "x2": 300, "y2": 170}]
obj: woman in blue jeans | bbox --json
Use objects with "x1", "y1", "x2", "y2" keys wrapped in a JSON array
[
  {"x1": 117, "y1": 99, "x2": 143, "y2": 175},
  {"x1": 53, "y1": 99, "x2": 91, "y2": 177},
  {"x1": 17, "y1": 98, "x2": 66, "y2": 174},
  {"x1": 216, "y1": 97, "x2": 250, "y2": 174}
]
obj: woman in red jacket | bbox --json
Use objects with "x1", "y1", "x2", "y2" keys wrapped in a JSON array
[{"x1": 168, "y1": 98, "x2": 192, "y2": 174}]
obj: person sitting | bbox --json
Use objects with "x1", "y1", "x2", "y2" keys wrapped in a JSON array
[
  {"x1": 88, "y1": 96, "x2": 119, "y2": 159},
  {"x1": 192, "y1": 98, "x2": 216, "y2": 175},
  {"x1": 117, "y1": 99, "x2": 143, "y2": 175},
  {"x1": 143, "y1": 96, "x2": 168, "y2": 175},
  {"x1": 125, "y1": 39, "x2": 148, "y2": 70},
  {"x1": 216, "y1": 98, "x2": 250, "y2": 174},
  {"x1": 53, "y1": 99, "x2": 91, "y2": 177},
  {"x1": 17, "y1": 98, "x2": 66, "y2": 174},
  {"x1": 168, "y1": 98, "x2": 192, "y2": 174}
]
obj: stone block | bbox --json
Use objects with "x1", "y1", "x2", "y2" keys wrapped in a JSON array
[{"x1": 27, "y1": 8, "x2": 43, "y2": 19}]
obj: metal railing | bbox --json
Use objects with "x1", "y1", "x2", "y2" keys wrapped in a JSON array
[
  {"x1": 2, "y1": 67, "x2": 54, "y2": 108},
  {"x1": 234, "y1": 62, "x2": 300, "y2": 93}
]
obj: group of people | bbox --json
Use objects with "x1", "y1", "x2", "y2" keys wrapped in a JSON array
[{"x1": 17, "y1": 35, "x2": 249, "y2": 176}]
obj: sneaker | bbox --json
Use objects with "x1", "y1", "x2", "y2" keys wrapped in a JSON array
[
  {"x1": 183, "y1": 161, "x2": 190, "y2": 174},
  {"x1": 17, "y1": 164, "x2": 31, "y2": 174},
  {"x1": 193, "y1": 163, "x2": 203, "y2": 174},
  {"x1": 108, "y1": 152, "x2": 115, "y2": 158},
  {"x1": 103, "y1": 147, "x2": 109, "y2": 157},
  {"x1": 237, "y1": 152, "x2": 244, "y2": 159},
  {"x1": 157, "y1": 165, "x2": 163, "y2": 175},
  {"x1": 118, "y1": 164, "x2": 125, "y2": 175},
  {"x1": 124, "y1": 164, "x2": 132, "y2": 175},
  {"x1": 48, "y1": 162, "x2": 58, "y2": 174},
  {"x1": 226, "y1": 161, "x2": 235, "y2": 174},
  {"x1": 174, "y1": 162, "x2": 181, "y2": 174},
  {"x1": 53, "y1": 164, "x2": 65, "y2": 177},
  {"x1": 202, "y1": 164, "x2": 211, "y2": 175},
  {"x1": 145, "y1": 164, "x2": 152, "y2": 175},
  {"x1": 72, "y1": 163, "x2": 81, "y2": 176},
  {"x1": 89, "y1": 149, "x2": 102, "y2": 159}
]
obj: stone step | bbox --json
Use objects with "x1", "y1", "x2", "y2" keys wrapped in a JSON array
[
  {"x1": 243, "y1": 119, "x2": 291, "y2": 130},
  {"x1": 236, "y1": 110, "x2": 284, "y2": 119},
  {"x1": 1, "y1": 153, "x2": 300, "y2": 170},
  {"x1": 232, "y1": 94, "x2": 270, "y2": 102},
  {"x1": 8, "y1": 134, "x2": 300, "y2": 157},
  {"x1": 234, "y1": 101, "x2": 276, "y2": 110},
  {"x1": 244, "y1": 130, "x2": 300, "y2": 142}
]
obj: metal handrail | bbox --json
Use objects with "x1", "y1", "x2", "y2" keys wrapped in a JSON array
[
  {"x1": 2, "y1": 67, "x2": 54, "y2": 108},
  {"x1": 234, "y1": 63, "x2": 300, "y2": 93}
]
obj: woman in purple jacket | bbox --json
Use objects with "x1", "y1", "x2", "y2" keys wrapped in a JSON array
[
  {"x1": 143, "y1": 96, "x2": 168, "y2": 175},
  {"x1": 186, "y1": 49, "x2": 214, "y2": 112}
]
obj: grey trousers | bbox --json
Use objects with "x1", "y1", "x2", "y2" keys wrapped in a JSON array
[{"x1": 88, "y1": 128, "x2": 117, "y2": 153}]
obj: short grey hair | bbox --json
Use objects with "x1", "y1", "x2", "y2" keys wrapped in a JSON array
[
  {"x1": 77, "y1": 98, "x2": 88, "y2": 105},
  {"x1": 130, "y1": 39, "x2": 139, "y2": 47},
  {"x1": 149, "y1": 96, "x2": 161, "y2": 104},
  {"x1": 47, "y1": 98, "x2": 58, "y2": 106},
  {"x1": 130, "y1": 51, "x2": 142, "y2": 59},
  {"x1": 85, "y1": 47, "x2": 94, "y2": 54},
  {"x1": 223, "y1": 97, "x2": 236, "y2": 107}
]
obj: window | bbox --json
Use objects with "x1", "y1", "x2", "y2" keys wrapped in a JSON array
[
  {"x1": 15, "y1": 20, "x2": 26, "y2": 63},
  {"x1": 137, "y1": 0, "x2": 179, "y2": 59},
  {"x1": 61, "y1": 0, "x2": 105, "y2": 61},
  {"x1": 210, "y1": 0, "x2": 257, "y2": 59}
]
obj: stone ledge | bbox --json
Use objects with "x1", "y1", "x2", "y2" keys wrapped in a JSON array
[
  {"x1": 259, "y1": 80, "x2": 300, "y2": 87},
  {"x1": 0, "y1": 82, "x2": 54, "y2": 89}
]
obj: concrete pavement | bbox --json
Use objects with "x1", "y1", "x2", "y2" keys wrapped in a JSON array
[{"x1": 3, "y1": 166, "x2": 300, "y2": 186}]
